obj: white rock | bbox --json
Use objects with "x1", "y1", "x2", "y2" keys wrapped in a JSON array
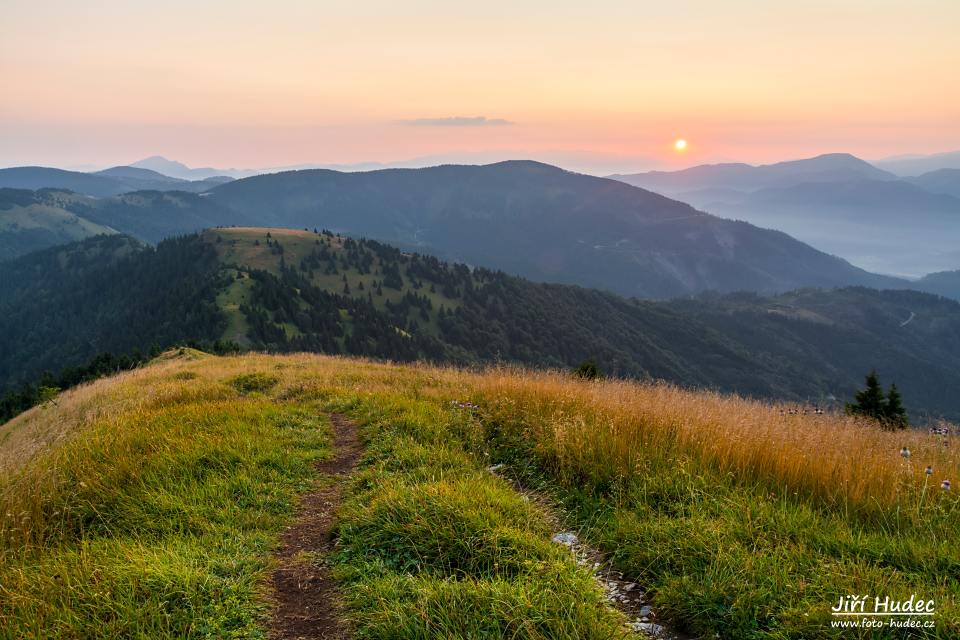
[
  {"x1": 551, "y1": 532, "x2": 579, "y2": 546},
  {"x1": 632, "y1": 622, "x2": 667, "y2": 637}
]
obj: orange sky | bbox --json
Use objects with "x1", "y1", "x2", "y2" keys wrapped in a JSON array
[{"x1": 1, "y1": 0, "x2": 958, "y2": 172}]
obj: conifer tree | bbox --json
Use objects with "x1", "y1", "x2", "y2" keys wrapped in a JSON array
[
  {"x1": 884, "y1": 383, "x2": 909, "y2": 429},
  {"x1": 847, "y1": 370, "x2": 908, "y2": 428}
]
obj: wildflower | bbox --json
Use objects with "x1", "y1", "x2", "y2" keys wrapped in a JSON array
[
  {"x1": 899, "y1": 447, "x2": 910, "y2": 459},
  {"x1": 942, "y1": 480, "x2": 951, "y2": 491},
  {"x1": 925, "y1": 465, "x2": 933, "y2": 475}
]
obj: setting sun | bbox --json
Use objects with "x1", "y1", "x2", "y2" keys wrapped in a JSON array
[{"x1": 674, "y1": 138, "x2": 688, "y2": 152}]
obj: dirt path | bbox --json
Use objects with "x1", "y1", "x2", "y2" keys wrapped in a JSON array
[{"x1": 270, "y1": 414, "x2": 362, "y2": 640}]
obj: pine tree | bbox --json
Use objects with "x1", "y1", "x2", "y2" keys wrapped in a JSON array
[
  {"x1": 573, "y1": 359, "x2": 603, "y2": 380},
  {"x1": 847, "y1": 370, "x2": 887, "y2": 420},
  {"x1": 884, "y1": 383, "x2": 909, "y2": 429},
  {"x1": 847, "y1": 370, "x2": 908, "y2": 428}
]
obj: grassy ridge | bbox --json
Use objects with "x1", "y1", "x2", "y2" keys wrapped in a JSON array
[
  {"x1": 0, "y1": 357, "x2": 332, "y2": 637},
  {"x1": 2, "y1": 352, "x2": 958, "y2": 637}
]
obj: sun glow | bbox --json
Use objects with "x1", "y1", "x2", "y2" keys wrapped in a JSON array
[{"x1": 674, "y1": 138, "x2": 688, "y2": 152}]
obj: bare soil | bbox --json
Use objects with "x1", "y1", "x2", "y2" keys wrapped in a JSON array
[{"x1": 270, "y1": 414, "x2": 362, "y2": 640}]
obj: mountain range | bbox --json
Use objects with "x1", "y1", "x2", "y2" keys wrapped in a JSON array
[
  {"x1": 2, "y1": 155, "x2": 957, "y2": 298},
  {"x1": 2, "y1": 228, "x2": 959, "y2": 420},
  {"x1": 610, "y1": 153, "x2": 897, "y2": 192},
  {"x1": 0, "y1": 161, "x2": 909, "y2": 297},
  {"x1": 874, "y1": 150, "x2": 960, "y2": 176},
  {"x1": 611, "y1": 153, "x2": 960, "y2": 277},
  {"x1": 0, "y1": 165, "x2": 232, "y2": 198}
]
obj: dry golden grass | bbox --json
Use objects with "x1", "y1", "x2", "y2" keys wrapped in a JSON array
[
  {"x1": 3, "y1": 350, "x2": 956, "y2": 518},
  {"x1": 2, "y1": 350, "x2": 957, "y2": 637},
  {"x1": 459, "y1": 370, "x2": 959, "y2": 514}
]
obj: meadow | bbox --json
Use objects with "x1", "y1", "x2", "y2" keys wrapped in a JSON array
[{"x1": 0, "y1": 351, "x2": 956, "y2": 638}]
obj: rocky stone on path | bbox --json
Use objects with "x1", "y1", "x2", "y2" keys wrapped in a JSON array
[
  {"x1": 551, "y1": 531, "x2": 579, "y2": 546},
  {"x1": 631, "y1": 621, "x2": 668, "y2": 637}
]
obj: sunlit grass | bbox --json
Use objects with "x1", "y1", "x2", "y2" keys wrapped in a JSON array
[{"x1": 2, "y1": 351, "x2": 958, "y2": 637}]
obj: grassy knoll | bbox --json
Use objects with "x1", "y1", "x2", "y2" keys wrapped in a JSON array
[
  {"x1": 2, "y1": 352, "x2": 958, "y2": 638},
  {"x1": 206, "y1": 227, "x2": 466, "y2": 334}
]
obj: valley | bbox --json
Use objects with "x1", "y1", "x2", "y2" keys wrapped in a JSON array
[{"x1": 611, "y1": 154, "x2": 960, "y2": 278}]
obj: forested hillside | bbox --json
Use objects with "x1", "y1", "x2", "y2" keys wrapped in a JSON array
[
  {"x1": 3, "y1": 227, "x2": 960, "y2": 420},
  {"x1": 207, "y1": 161, "x2": 904, "y2": 297},
  {"x1": 0, "y1": 235, "x2": 227, "y2": 389}
]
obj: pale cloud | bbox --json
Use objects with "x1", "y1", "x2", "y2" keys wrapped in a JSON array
[{"x1": 399, "y1": 116, "x2": 514, "y2": 127}]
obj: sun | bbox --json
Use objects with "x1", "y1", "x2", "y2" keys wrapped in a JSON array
[{"x1": 674, "y1": 138, "x2": 688, "y2": 152}]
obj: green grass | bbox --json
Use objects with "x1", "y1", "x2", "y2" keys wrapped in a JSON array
[
  {"x1": 217, "y1": 270, "x2": 255, "y2": 346},
  {"x1": 474, "y1": 398, "x2": 959, "y2": 639},
  {"x1": 319, "y1": 393, "x2": 630, "y2": 639},
  {"x1": 205, "y1": 227, "x2": 466, "y2": 340},
  {"x1": 0, "y1": 386, "x2": 332, "y2": 638},
  {"x1": 4, "y1": 353, "x2": 958, "y2": 638}
]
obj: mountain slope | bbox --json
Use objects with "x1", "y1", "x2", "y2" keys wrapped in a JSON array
[
  {"x1": 610, "y1": 153, "x2": 896, "y2": 194},
  {"x1": 668, "y1": 288, "x2": 960, "y2": 420},
  {"x1": 55, "y1": 190, "x2": 254, "y2": 243},
  {"x1": 130, "y1": 156, "x2": 249, "y2": 180},
  {"x1": 875, "y1": 150, "x2": 960, "y2": 176},
  {"x1": 915, "y1": 270, "x2": 960, "y2": 300},
  {"x1": 0, "y1": 234, "x2": 228, "y2": 388},
  {"x1": 697, "y1": 179, "x2": 960, "y2": 277},
  {"x1": 0, "y1": 167, "x2": 130, "y2": 197},
  {"x1": 905, "y1": 168, "x2": 960, "y2": 198},
  {"x1": 209, "y1": 161, "x2": 900, "y2": 298},
  {"x1": 3, "y1": 228, "x2": 959, "y2": 419},
  {"x1": 0, "y1": 165, "x2": 231, "y2": 198},
  {"x1": 0, "y1": 188, "x2": 117, "y2": 260},
  {"x1": 607, "y1": 154, "x2": 960, "y2": 276}
]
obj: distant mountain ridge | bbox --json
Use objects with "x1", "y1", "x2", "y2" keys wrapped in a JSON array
[
  {"x1": 7, "y1": 157, "x2": 958, "y2": 299},
  {"x1": 206, "y1": 160, "x2": 904, "y2": 298},
  {"x1": 0, "y1": 167, "x2": 129, "y2": 198},
  {"x1": 904, "y1": 168, "x2": 960, "y2": 198},
  {"x1": 609, "y1": 153, "x2": 896, "y2": 193},
  {"x1": 875, "y1": 150, "x2": 960, "y2": 176},
  {"x1": 0, "y1": 165, "x2": 233, "y2": 198},
  {"x1": 129, "y1": 156, "x2": 247, "y2": 181},
  {"x1": 609, "y1": 154, "x2": 960, "y2": 278},
  {"x1": 915, "y1": 270, "x2": 960, "y2": 300}
]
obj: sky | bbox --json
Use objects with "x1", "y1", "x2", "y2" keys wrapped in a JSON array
[{"x1": 2, "y1": 0, "x2": 958, "y2": 174}]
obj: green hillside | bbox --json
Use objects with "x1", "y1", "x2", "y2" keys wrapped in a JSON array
[
  {"x1": 3, "y1": 227, "x2": 960, "y2": 420},
  {"x1": 0, "y1": 189, "x2": 116, "y2": 260},
  {"x1": 0, "y1": 160, "x2": 912, "y2": 298},
  {"x1": 208, "y1": 161, "x2": 905, "y2": 298}
]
